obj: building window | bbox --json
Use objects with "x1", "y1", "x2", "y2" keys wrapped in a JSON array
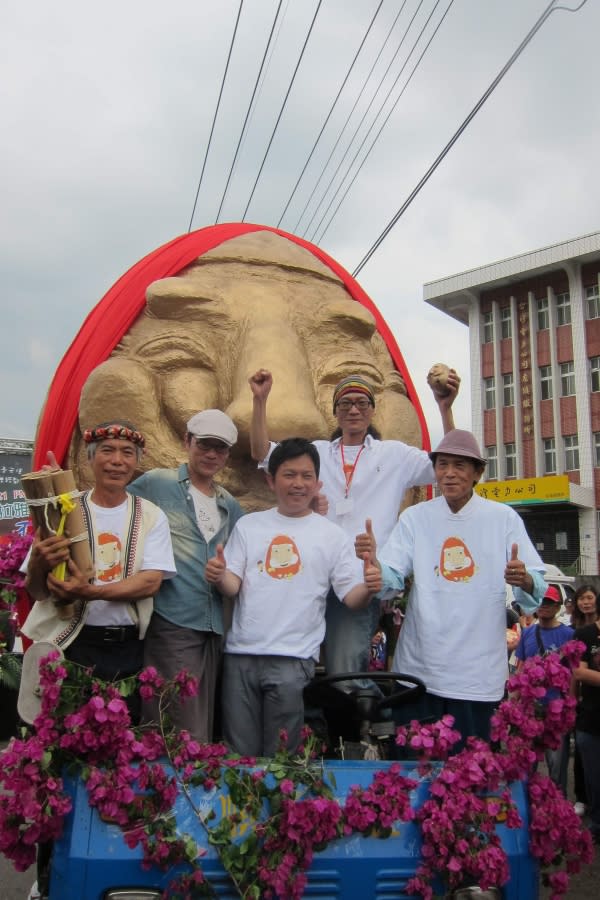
[
  {"x1": 594, "y1": 432, "x2": 600, "y2": 467},
  {"x1": 502, "y1": 373, "x2": 514, "y2": 407},
  {"x1": 537, "y1": 296, "x2": 549, "y2": 331},
  {"x1": 586, "y1": 284, "x2": 600, "y2": 320},
  {"x1": 556, "y1": 532, "x2": 568, "y2": 551},
  {"x1": 486, "y1": 445, "x2": 497, "y2": 480},
  {"x1": 505, "y1": 442, "x2": 516, "y2": 478},
  {"x1": 482, "y1": 310, "x2": 494, "y2": 343},
  {"x1": 544, "y1": 438, "x2": 556, "y2": 474},
  {"x1": 560, "y1": 362, "x2": 575, "y2": 397},
  {"x1": 500, "y1": 306, "x2": 512, "y2": 340},
  {"x1": 484, "y1": 376, "x2": 496, "y2": 410},
  {"x1": 540, "y1": 365, "x2": 553, "y2": 401},
  {"x1": 591, "y1": 356, "x2": 600, "y2": 393},
  {"x1": 564, "y1": 435, "x2": 579, "y2": 471},
  {"x1": 555, "y1": 291, "x2": 571, "y2": 326}
]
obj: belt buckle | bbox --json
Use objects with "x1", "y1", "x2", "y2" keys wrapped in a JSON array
[{"x1": 104, "y1": 626, "x2": 124, "y2": 643}]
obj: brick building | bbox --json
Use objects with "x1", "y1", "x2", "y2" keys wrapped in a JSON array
[{"x1": 424, "y1": 231, "x2": 600, "y2": 575}]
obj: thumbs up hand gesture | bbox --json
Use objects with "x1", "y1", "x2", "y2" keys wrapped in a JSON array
[
  {"x1": 363, "y1": 552, "x2": 382, "y2": 595},
  {"x1": 206, "y1": 544, "x2": 227, "y2": 585},
  {"x1": 504, "y1": 543, "x2": 533, "y2": 593},
  {"x1": 355, "y1": 518, "x2": 376, "y2": 561}
]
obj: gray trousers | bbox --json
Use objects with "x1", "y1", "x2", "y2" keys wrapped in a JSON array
[
  {"x1": 222, "y1": 653, "x2": 315, "y2": 757},
  {"x1": 141, "y1": 612, "x2": 222, "y2": 743}
]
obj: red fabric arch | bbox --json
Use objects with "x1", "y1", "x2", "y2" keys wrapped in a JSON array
[{"x1": 34, "y1": 223, "x2": 429, "y2": 468}]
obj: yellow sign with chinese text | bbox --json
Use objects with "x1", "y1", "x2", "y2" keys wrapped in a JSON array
[{"x1": 475, "y1": 475, "x2": 570, "y2": 506}]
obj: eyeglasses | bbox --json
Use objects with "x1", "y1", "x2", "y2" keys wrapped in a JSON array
[
  {"x1": 336, "y1": 398, "x2": 372, "y2": 411},
  {"x1": 193, "y1": 438, "x2": 230, "y2": 453}
]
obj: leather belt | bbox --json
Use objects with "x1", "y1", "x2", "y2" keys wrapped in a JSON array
[{"x1": 79, "y1": 625, "x2": 139, "y2": 643}]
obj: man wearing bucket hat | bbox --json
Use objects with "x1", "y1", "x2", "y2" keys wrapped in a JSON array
[
  {"x1": 129, "y1": 409, "x2": 243, "y2": 742},
  {"x1": 514, "y1": 585, "x2": 574, "y2": 792},
  {"x1": 358, "y1": 429, "x2": 547, "y2": 746},
  {"x1": 249, "y1": 367, "x2": 459, "y2": 685},
  {"x1": 21, "y1": 421, "x2": 176, "y2": 707}
]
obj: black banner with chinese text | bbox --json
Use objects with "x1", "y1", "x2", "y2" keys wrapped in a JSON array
[{"x1": 0, "y1": 450, "x2": 32, "y2": 535}]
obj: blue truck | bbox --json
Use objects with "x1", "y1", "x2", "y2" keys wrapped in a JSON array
[
  {"x1": 49, "y1": 759, "x2": 537, "y2": 900},
  {"x1": 41, "y1": 671, "x2": 541, "y2": 900}
]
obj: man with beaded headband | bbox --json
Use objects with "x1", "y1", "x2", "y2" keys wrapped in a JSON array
[{"x1": 21, "y1": 420, "x2": 176, "y2": 699}]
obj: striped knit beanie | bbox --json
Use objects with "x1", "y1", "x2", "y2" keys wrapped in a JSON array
[{"x1": 332, "y1": 375, "x2": 375, "y2": 412}]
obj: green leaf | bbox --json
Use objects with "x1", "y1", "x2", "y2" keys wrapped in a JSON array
[{"x1": 0, "y1": 652, "x2": 22, "y2": 691}]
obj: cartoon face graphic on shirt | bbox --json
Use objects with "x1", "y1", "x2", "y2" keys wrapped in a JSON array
[
  {"x1": 264, "y1": 534, "x2": 302, "y2": 580},
  {"x1": 438, "y1": 536, "x2": 476, "y2": 582},
  {"x1": 96, "y1": 532, "x2": 123, "y2": 583}
]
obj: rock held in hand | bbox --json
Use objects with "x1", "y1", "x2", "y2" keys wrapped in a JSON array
[{"x1": 427, "y1": 363, "x2": 452, "y2": 397}]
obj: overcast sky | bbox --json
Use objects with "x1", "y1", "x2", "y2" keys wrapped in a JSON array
[{"x1": 2, "y1": 0, "x2": 598, "y2": 449}]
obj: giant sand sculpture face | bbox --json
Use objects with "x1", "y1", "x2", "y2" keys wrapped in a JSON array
[{"x1": 69, "y1": 231, "x2": 424, "y2": 510}]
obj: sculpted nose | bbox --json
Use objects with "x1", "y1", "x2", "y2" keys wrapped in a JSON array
[{"x1": 226, "y1": 319, "x2": 328, "y2": 450}]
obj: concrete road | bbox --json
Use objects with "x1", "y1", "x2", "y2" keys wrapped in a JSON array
[
  {"x1": 0, "y1": 854, "x2": 35, "y2": 900},
  {"x1": 540, "y1": 847, "x2": 600, "y2": 899}
]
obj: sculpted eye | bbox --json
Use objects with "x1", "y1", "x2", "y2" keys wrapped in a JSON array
[{"x1": 130, "y1": 336, "x2": 216, "y2": 371}]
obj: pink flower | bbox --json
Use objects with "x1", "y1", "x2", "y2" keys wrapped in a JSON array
[{"x1": 0, "y1": 639, "x2": 594, "y2": 899}]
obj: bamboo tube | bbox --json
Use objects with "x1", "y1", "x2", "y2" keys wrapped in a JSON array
[
  {"x1": 50, "y1": 470, "x2": 93, "y2": 576},
  {"x1": 19, "y1": 472, "x2": 59, "y2": 534},
  {"x1": 21, "y1": 469, "x2": 93, "y2": 619}
]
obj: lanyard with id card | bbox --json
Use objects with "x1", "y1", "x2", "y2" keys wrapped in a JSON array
[{"x1": 335, "y1": 443, "x2": 364, "y2": 515}]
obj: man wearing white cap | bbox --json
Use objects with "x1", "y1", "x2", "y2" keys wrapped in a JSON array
[
  {"x1": 358, "y1": 429, "x2": 547, "y2": 746},
  {"x1": 129, "y1": 409, "x2": 243, "y2": 742}
]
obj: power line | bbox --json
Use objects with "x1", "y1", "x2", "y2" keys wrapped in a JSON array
[
  {"x1": 315, "y1": 0, "x2": 453, "y2": 246},
  {"x1": 275, "y1": 0, "x2": 386, "y2": 230},
  {"x1": 351, "y1": 0, "x2": 586, "y2": 277},
  {"x1": 304, "y1": 0, "x2": 433, "y2": 241},
  {"x1": 291, "y1": 0, "x2": 411, "y2": 235},
  {"x1": 241, "y1": 0, "x2": 323, "y2": 222},
  {"x1": 309, "y1": 0, "x2": 443, "y2": 244},
  {"x1": 187, "y1": 0, "x2": 245, "y2": 233},
  {"x1": 231, "y1": 0, "x2": 293, "y2": 170},
  {"x1": 215, "y1": 0, "x2": 285, "y2": 224},
  {"x1": 301, "y1": 0, "x2": 427, "y2": 240}
]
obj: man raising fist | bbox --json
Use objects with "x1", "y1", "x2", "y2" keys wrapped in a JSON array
[{"x1": 205, "y1": 437, "x2": 381, "y2": 757}]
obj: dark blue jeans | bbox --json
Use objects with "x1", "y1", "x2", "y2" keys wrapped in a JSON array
[
  {"x1": 65, "y1": 627, "x2": 143, "y2": 723},
  {"x1": 545, "y1": 734, "x2": 570, "y2": 795}
]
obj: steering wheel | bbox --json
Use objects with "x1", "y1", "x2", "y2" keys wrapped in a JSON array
[{"x1": 304, "y1": 671, "x2": 425, "y2": 719}]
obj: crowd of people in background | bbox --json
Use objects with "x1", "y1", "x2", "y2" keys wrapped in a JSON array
[
  {"x1": 571, "y1": 584, "x2": 600, "y2": 843},
  {"x1": 507, "y1": 581, "x2": 600, "y2": 845}
]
